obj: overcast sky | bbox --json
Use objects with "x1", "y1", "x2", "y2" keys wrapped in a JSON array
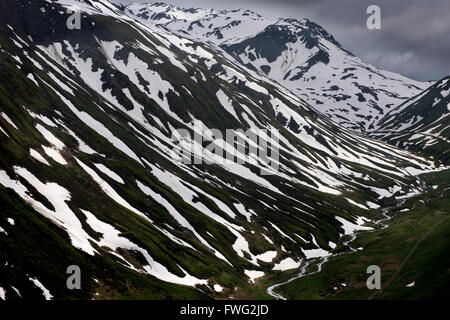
[{"x1": 112, "y1": 0, "x2": 450, "y2": 81}]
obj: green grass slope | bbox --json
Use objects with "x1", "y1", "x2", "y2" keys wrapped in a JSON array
[{"x1": 268, "y1": 169, "x2": 450, "y2": 300}]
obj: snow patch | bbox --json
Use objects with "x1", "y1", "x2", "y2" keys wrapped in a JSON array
[
  {"x1": 28, "y1": 277, "x2": 53, "y2": 300},
  {"x1": 245, "y1": 270, "x2": 265, "y2": 283},
  {"x1": 94, "y1": 163, "x2": 125, "y2": 184},
  {"x1": 335, "y1": 216, "x2": 373, "y2": 235},
  {"x1": 273, "y1": 257, "x2": 301, "y2": 271},
  {"x1": 30, "y1": 149, "x2": 51, "y2": 166}
]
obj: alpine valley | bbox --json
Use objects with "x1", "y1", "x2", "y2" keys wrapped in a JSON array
[{"x1": 0, "y1": 0, "x2": 448, "y2": 301}]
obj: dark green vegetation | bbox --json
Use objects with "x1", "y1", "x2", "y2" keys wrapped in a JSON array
[
  {"x1": 0, "y1": 0, "x2": 447, "y2": 300},
  {"x1": 0, "y1": 186, "x2": 208, "y2": 300},
  {"x1": 270, "y1": 170, "x2": 450, "y2": 300}
]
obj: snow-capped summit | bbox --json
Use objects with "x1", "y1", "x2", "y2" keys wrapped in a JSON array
[
  {"x1": 123, "y1": 2, "x2": 430, "y2": 132},
  {"x1": 125, "y1": 3, "x2": 271, "y2": 44},
  {"x1": 125, "y1": 2, "x2": 215, "y2": 24}
]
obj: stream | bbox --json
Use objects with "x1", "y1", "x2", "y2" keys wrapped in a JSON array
[{"x1": 267, "y1": 198, "x2": 408, "y2": 300}]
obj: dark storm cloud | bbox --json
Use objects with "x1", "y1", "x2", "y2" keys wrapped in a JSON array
[{"x1": 112, "y1": 0, "x2": 450, "y2": 81}]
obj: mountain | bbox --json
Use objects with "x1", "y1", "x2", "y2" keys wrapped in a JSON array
[
  {"x1": 0, "y1": 0, "x2": 441, "y2": 300},
  {"x1": 371, "y1": 77, "x2": 450, "y2": 164},
  {"x1": 123, "y1": 2, "x2": 430, "y2": 133}
]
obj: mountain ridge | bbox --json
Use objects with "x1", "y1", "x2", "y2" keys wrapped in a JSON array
[
  {"x1": 0, "y1": 0, "x2": 445, "y2": 300},
  {"x1": 123, "y1": 1, "x2": 430, "y2": 132},
  {"x1": 371, "y1": 76, "x2": 450, "y2": 164}
]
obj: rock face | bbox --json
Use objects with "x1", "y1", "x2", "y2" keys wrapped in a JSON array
[{"x1": 124, "y1": 2, "x2": 430, "y2": 132}]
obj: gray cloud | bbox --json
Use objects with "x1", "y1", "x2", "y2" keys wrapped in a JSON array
[{"x1": 112, "y1": 0, "x2": 450, "y2": 81}]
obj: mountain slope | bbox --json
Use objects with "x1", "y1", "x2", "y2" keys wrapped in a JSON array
[
  {"x1": 0, "y1": 0, "x2": 440, "y2": 300},
  {"x1": 271, "y1": 169, "x2": 450, "y2": 300},
  {"x1": 124, "y1": 2, "x2": 430, "y2": 132},
  {"x1": 370, "y1": 77, "x2": 450, "y2": 165}
]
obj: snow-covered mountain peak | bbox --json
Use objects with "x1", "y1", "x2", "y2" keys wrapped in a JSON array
[
  {"x1": 125, "y1": 2, "x2": 214, "y2": 24},
  {"x1": 123, "y1": 2, "x2": 430, "y2": 133}
]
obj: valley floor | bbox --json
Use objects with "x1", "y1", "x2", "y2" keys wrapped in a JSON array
[{"x1": 251, "y1": 169, "x2": 450, "y2": 300}]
